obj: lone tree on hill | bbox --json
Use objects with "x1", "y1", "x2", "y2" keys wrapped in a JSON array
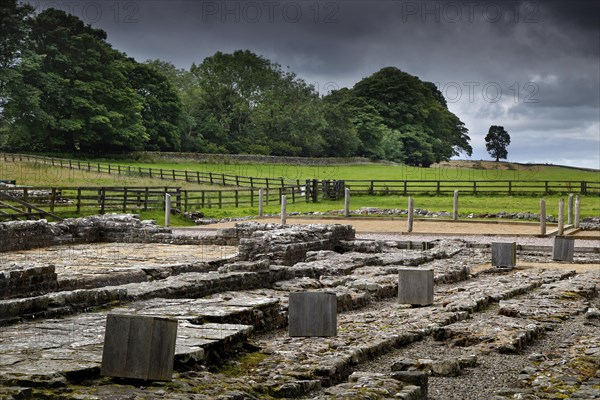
[{"x1": 485, "y1": 125, "x2": 510, "y2": 162}]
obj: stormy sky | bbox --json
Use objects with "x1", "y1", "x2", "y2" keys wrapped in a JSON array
[{"x1": 29, "y1": 0, "x2": 600, "y2": 169}]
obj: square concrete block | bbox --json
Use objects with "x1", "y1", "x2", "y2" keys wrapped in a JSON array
[
  {"x1": 491, "y1": 242, "x2": 517, "y2": 267},
  {"x1": 288, "y1": 292, "x2": 337, "y2": 337},
  {"x1": 552, "y1": 237, "x2": 574, "y2": 262},
  {"x1": 101, "y1": 314, "x2": 178, "y2": 381},
  {"x1": 398, "y1": 268, "x2": 434, "y2": 306}
]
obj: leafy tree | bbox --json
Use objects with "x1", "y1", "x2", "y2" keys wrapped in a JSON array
[
  {"x1": 127, "y1": 62, "x2": 182, "y2": 151},
  {"x1": 0, "y1": 0, "x2": 33, "y2": 107},
  {"x1": 351, "y1": 66, "x2": 472, "y2": 166},
  {"x1": 145, "y1": 60, "x2": 199, "y2": 151},
  {"x1": 188, "y1": 50, "x2": 328, "y2": 156},
  {"x1": 485, "y1": 125, "x2": 510, "y2": 162},
  {"x1": 324, "y1": 89, "x2": 385, "y2": 159},
  {"x1": 2, "y1": 9, "x2": 149, "y2": 153}
]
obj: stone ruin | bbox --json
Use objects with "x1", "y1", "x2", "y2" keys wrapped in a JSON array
[{"x1": 0, "y1": 214, "x2": 599, "y2": 399}]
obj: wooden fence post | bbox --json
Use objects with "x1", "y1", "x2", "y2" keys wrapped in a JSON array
[
  {"x1": 144, "y1": 187, "x2": 149, "y2": 211},
  {"x1": 280, "y1": 195, "x2": 287, "y2": 225},
  {"x1": 123, "y1": 188, "x2": 128, "y2": 213},
  {"x1": 574, "y1": 195, "x2": 581, "y2": 228},
  {"x1": 567, "y1": 194, "x2": 573, "y2": 225},
  {"x1": 76, "y1": 188, "x2": 81, "y2": 214},
  {"x1": 344, "y1": 188, "x2": 350, "y2": 217},
  {"x1": 453, "y1": 190, "x2": 459, "y2": 221},
  {"x1": 407, "y1": 197, "x2": 414, "y2": 233},
  {"x1": 100, "y1": 188, "x2": 106, "y2": 214},
  {"x1": 50, "y1": 188, "x2": 56, "y2": 213},
  {"x1": 540, "y1": 199, "x2": 546, "y2": 236},
  {"x1": 557, "y1": 198, "x2": 564, "y2": 236}
]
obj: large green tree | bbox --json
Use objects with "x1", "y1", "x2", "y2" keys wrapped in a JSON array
[
  {"x1": 485, "y1": 125, "x2": 510, "y2": 162},
  {"x1": 127, "y1": 62, "x2": 182, "y2": 151},
  {"x1": 188, "y1": 50, "x2": 328, "y2": 156},
  {"x1": 351, "y1": 67, "x2": 472, "y2": 166},
  {"x1": 2, "y1": 9, "x2": 148, "y2": 152}
]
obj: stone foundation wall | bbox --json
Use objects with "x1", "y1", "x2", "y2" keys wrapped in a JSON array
[
  {"x1": 237, "y1": 223, "x2": 356, "y2": 265},
  {"x1": 0, "y1": 214, "x2": 173, "y2": 253},
  {"x1": 0, "y1": 265, "x2": 58, "y2": 300}
]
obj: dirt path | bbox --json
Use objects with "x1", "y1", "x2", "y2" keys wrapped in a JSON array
[{"x1": 188, "y1": 217, "x2": 549, "y2": 236}]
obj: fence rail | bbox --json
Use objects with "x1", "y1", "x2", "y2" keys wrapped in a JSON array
[
  {"x1": 342, "y1": 179, "x2": 600, "y2": 195},
  {"x1": 0, "y1": 186, "x2": 303, "y2": 220},
  {"x1": 2, "y1": 152, "x2": 599, "y2": 196}
]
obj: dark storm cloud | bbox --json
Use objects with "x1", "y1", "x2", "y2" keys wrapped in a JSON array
[{"x1": 27, "y1": 0, "x2": 600, "y2": 168}]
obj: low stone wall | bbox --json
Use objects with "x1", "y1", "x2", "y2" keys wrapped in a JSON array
[
  {"x1": 237, "y1": 223, "x2": 356, "y2": 265},
  {"x1": 0, "y1": 265, "x2": 58, "y2": 300},
  {"x1": 137, "y1": 151, "x2": 374, "y2": 166},
  {"x1": 0, "y1": 214, "x2": 173, "y2": 253}
]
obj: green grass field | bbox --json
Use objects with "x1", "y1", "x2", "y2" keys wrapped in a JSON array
[
  {"x1": 120, "y1": 159, "x2": 599, "y2": 182},
  {"x1": 1, "y1": 158, "x2": 598, "y2": 225}
]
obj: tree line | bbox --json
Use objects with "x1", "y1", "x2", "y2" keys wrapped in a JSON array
[{"x1": 0, "y1": 2, "x2": 473, "y2": 166}]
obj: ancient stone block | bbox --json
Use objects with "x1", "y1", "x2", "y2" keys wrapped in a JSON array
[
  {"x1": 552, "y1": 237, "x2": 574, "y2": 262},
  {"x1": 491, "y1": 242, "x2": 516, "y2": 267},
  {"x1": 101, "y1": 314, "x2": 178, "y2": 381},
  {"x1": 398, "y1": 268, "x2": 434, "y2": 306},
  {"x1": 288, "y1": 292, "x2": 337, "y2": 337}
]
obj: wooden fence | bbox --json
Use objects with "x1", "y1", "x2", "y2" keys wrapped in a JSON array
[
  {"x1": 0, "y1": 186, "x2": 303, "y2": 219},
  {"x1": 341, "y1": 179, "x2": 600, "y2": 195},
  {"x1": 2, "y1": 152, "x2": 599, "y2": 196}
]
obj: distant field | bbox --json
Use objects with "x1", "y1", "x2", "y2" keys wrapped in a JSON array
[{"x1": 124, "y1": 160, "x2": 599, "y2": 182}]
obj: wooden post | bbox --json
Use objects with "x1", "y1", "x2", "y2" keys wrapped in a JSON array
[
  {"x1": 540, "y1": 199, "x2": 546, "y2": 236},
  {"x1": 100, "y1": 188, "x2": 106, "y2": 214},
  {"x1": 164, "y1": 194, "x2": 171, "y2": 227},
  {"x1": 473, "y1": 181, "x2": 477, "y2": 194},
  {"x1": 50, "y1": 188, "x2": 56, "y2": 213},
  {"x1": 281, "y1": 195, "x2": 287, "y2": 225},
  {"x1": 557, "y1": 198, "x2": 564, "y2": 236},
  {"x1": 235, "y1": 190, "x2": 239, "y2": 207},
  {"x1": 567, "y1": 194, "x2": 573, "y2": 225},
  {"x1": 184, "y1": 191, "x2": 189, "y2": 212},
  {"x1": 160, "y1": 169, "x2": 164, "y2": 179},
  {"x1": 407, "y1": 197, "x2": 414, "y2": 233},
  {"x1": 172, "y1": 169, "x2": 176, "y2": 180},
  {"x1": 344, "y1": 188, "x2": 350, "y2": 217},
  {"x1": 403, "y1": 180, "x2": 407, "y2": 196},
  {"x1": 574, "y1": 195, "x2": 581, "y2": 228},
  {"x1": 101, "y1": 314, "x2": 178, "y2": 381},
  {"x1": 123, "y1": 188, "x2": 128, "y2": 213},
  {"x1": 218, "y1": 191, "x2": 222, "y2": 209},
  {"x1": 258, "y1": 188, "x2": 264, "y2": 217},
  {"x1": 144, "y1": 187, "x2": 149, "y2": 211},
  {"x1": 453, "y1": 190, "x2": 459, "y2": 221},
  {"x1": 76, "y1": 188, "x2": 81, "y2": 214}
]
